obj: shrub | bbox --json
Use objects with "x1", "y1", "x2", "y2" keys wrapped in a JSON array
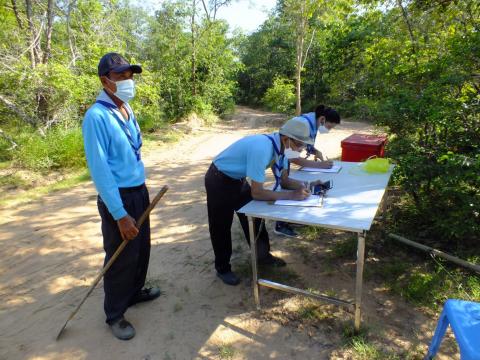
[
  {"x1": 262, "y1": 77, "x2": 296, "y2": 114},
  {"x1": 15, "y1": 126, "x2": 85, "y2": 171}
]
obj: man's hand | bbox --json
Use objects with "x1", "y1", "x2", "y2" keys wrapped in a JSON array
[
  {"x1": 314, "y1": 149, "x2": 324, "y2": 161},
  {"x1": 117, "y1": 215, "x2": 139, "y2": 241},
  {"x1": 289, "y1": 187, "x2": 311, "y2": 200}
]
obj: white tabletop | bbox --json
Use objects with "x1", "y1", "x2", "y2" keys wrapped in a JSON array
[{"x1": 238, "y1": 161, "x2": 394, "y2": 233}]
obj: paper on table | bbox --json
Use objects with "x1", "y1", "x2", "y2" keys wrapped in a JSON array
[
  {"x1": 300, "y1": 165, "x2": 342, "y2": 173},
  {"x1": 274, "y1": 195, "x2": 322, "y2": 207}
]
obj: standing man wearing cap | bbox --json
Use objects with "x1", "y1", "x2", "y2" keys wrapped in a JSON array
[
  {"x1": 82, "y1": 53, "x2": 160, "y2": 340},
  {"x1": 204, "y1": 118, "x2": 314, "y2": 286}
]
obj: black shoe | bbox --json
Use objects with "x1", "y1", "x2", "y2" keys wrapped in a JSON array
[
  {"x1": 258, "y1": 254, "x2": 287, "y2": 267},
  {"x1": 109, "y1": 317, "x2": 135, "y2": 340},
  {"x1": 216, "y1": 271, "x2": 240, "y2": 286},
  {"x1": 273, "y1": 222, "x2": 298, "y2": 238},
  {"x1": 130, "y1": 287, "x2": 161, "y2": 306}
]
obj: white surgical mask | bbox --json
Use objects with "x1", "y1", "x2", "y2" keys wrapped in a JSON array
[
  {"x1": 318, "y1": 125, "x2": 329, "y2": 134},
  {"x1": 112, "y1": 79, "x2": 135, "y2": 103},
  {"x1": 284, "y1": 139, "x2": 302, "y2": 159}
]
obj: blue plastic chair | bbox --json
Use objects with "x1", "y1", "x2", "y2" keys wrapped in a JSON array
[{"x1": 425, "y1": 299, "x2": 480, "y2": 360}]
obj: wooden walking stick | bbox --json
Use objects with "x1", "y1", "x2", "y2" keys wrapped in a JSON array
[{"x1": 56, "y1": 185, "x2": 169, "y2": 340}]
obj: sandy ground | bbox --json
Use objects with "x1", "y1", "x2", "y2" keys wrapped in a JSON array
[{"x1": 0, "y1": 107, "x2": 458, "y2": 360}]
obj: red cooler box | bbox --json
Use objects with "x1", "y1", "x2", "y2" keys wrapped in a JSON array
[{"x1": 341, "y1": 133, "x2": 387, "y2": 162}]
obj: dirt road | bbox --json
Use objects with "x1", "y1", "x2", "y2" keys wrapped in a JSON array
[{"x1": 0, "y1": 107, "x2": 455, "y2": 360}]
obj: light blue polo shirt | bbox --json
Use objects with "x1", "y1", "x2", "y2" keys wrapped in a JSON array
[
  {"x1": 82, "y1": 90, "x2": 145, "y2": 220},
  {"x1": 213, "y1": 133, "x2": 289, "y2": 183}
]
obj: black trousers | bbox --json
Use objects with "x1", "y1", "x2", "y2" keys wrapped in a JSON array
[
  {"x1": 205, "y1": 163, "x2": 270, "y2": 273},
  {"x1": 97, "y1": 184, "x2": 151, "y2": 324}
]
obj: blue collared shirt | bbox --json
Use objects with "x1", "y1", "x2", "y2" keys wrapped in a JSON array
[
  {"x1": 82, "y1": 90, "x2": 145, "y2": 220},
  {"x1": 213, "y1": 133, "x2": 288, "y2": 183}
]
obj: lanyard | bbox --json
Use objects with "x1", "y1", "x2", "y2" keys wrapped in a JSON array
[
  {"x1": 301, "y1": 114, "x2": 316, "y2": 137},
  {"x1": 301, "y1": 114, "x2": 316, "y2": 156},
  {"x1": 96, "y1": 100, "x2": 143, "y2": 161},
  {"x1": 263, "y1": 134, "x2": 284, "y2": 191}
]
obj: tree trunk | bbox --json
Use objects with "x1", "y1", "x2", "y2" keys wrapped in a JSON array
[
  {"x1": 295, "y1": 59, "x2": 302, "y2": 115},
  {"x1": 295, "y1": 4, "x2": 306, "y2": 116},
  {"x1": 11, "y1": 0, "x2": 24, "y2": 29},
  {"x1": 66, "y1": 0, "x2": 77, "y2": 67},
  {"x1": 25, "y1": 0, "x2": 38, "y2": 68},
  {"x1": 43, "y1": 0, "x2": 54, "y2": 64},
  {"x1": 191, "y1": 0, "x2": 197, "y2": 96},
  {"x1": 396, "y1": 0, "x2": 418, "y2": 68}
]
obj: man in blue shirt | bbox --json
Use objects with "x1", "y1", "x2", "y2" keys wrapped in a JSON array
[
  {"x1": 204, "y1": 118, "x2": 313, "y2": 286},
  {"x1": 82, "y1": 53, "x2": 160, "y2": 340}
]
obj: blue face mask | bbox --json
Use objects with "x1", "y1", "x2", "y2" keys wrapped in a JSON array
[
  {"x1": 113, "y1": 79, "x2": 135, "y2": 103},
  {"x1": 106, "y1": 77, "x2": 135, "y2": 103}
]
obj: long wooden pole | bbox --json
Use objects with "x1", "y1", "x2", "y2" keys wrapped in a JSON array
[
  {"x1": 56, "y1": 185, "x2": 169, "y2": 340},
  {"x1": 388, "y1": 233, "x2": 480, "y2": 274}
]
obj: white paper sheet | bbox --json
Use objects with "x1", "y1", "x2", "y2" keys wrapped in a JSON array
[
  {"x1": 274, "y1": 195, "x2": 322, "y2": 207},
  {"x1": 299, "y1": 165, "x2": 342, "y2": 173}
]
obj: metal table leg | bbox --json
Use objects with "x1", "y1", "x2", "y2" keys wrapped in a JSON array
[
  {"x1": 354, "y1": 230, "x2": 366, "y2": 332},
  {"x1": 249, "y1": 216, "x2": 260, "y2": 309}
]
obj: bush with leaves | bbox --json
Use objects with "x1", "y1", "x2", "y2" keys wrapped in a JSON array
[{"x1": 262, "y1": 77, "x2": 296, "y2": 114}]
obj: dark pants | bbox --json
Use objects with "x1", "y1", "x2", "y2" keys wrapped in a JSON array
[
  {"x1": 205, "y1": 163, "x2": 270, "y2": 273},
  {"x1": 97, "y1": 184, "x2": 151, "y2": 324}
]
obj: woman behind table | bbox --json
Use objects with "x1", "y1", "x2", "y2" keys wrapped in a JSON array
[
  {"x1": 274, "y1": 105, "x2": 340, "y2": 238},
  {"x1": 291, "y1": 105, "x2": 341, "y2": 169}
]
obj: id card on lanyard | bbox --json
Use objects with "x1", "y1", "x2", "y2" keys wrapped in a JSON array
[{"x1": 96, "y1": 100, "x2": 143, "y2": 161}]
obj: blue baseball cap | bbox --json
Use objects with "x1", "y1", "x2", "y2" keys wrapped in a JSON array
[{"x1": 98, "y1": 52, "x2": 142, "y2": 77}]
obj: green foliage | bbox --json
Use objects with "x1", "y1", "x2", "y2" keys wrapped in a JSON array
[
  {"x1": 14, "y1": 126, "x2": 85, "y2": 171},
  {"x1": 239, "y1": 0, "x2": 480, "y2": 247},
  {"x1": 0, "y1": 138, "x2": 14, "y2": 161},
  {"x1": 330, "y1": 235, "x2": 357, "y2": 258},
  {"x1": 372, "y1": 251, "x2": 480, "y2": 309},
  {"x1": 0, "y1": 0, "x2": 240, "y2": 173},
  {"x1": 262, "y1": 77, "x2": 296, "y2": 114}
]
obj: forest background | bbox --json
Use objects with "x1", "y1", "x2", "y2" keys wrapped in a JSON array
[{"x1": 0, "y1": 0, "x2": 479, "y2": 304}]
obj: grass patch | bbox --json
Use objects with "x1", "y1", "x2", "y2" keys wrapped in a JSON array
[
  {"x1": 359, "y1": 236, "x2": 480, "y2": 310},
  {"x1": 0, "y1": 173, "x2": 27, "y2": 188},
  {"x1": 297, "y1": 301, "x2": 336, "y2": 322},
  {"x1": 218, "y1": 344, "x2": 235, "y2": 360},
  {"x1": 341, "y1": 325, "x2": 407, "y2": 360},
  {"x1": 339, "y1": 319, "x2": 426, "y2": 359},
  {"x1": 14, "y1": 126, "x2": 86, "y2": 171},
  {"x1": 0, "y1": 169, "x2": 90, "y2": 207},
  {"x1": 297, "y1": 225, "x2": 327, "y2": 241},
  {"x1": 143, "y1": 129, "x2": 184, "y2": 145},
  {"x1": 349, "y1": 338, "x2": 401, "y2": 360},
  {"x1": 329, "y1": 235, "x2": 357, "y2": 258}
]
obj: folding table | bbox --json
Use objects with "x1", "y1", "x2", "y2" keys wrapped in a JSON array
[{"x1": 238, "y1": 161, "x2": 394, "y2": 331}]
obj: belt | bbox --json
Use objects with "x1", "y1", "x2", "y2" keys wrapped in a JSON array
[
  {"x1": 210, "y1": 163, "x2": 244, "y2": 183},
  {"x1": 118, "y1": 183, "x2": 146, "y2": 194}
]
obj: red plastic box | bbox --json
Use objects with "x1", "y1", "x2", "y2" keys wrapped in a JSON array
[{"x1": 341, "y1": 133, "x2": 387, "y2": 162}]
